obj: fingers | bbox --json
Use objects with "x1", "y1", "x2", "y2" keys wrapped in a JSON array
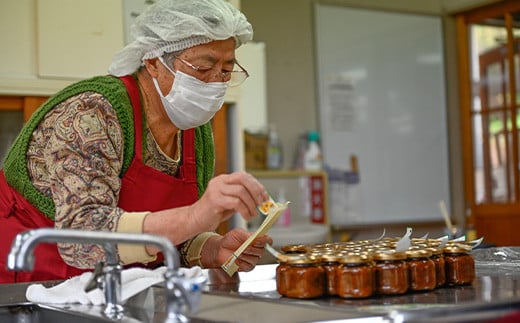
[
  {"x1": 237, "y1": 243, "x2": 271, "y2": 272},
  {"x1": 219, "y1": 230, "x2": 272, "y2": 272},
  {"x1": 243, "y1": 244, "x2": 266, "y2": 258},
  {"x1": 227, "y1": 171, "x2": 269, "y2": 205},
  {"x1": 224, "y1": 229, "x2": 272, "y2": 253},
  {"x1": 236, "y1": 256, "x2": 258, "y2": 272},
  {"x1": 249, "y1": 235, "x2": 273, "y2": 255},
  {"x1": 206, "y1": 172, "x2": 269, "y2": 220},
  {"x1": 225, "y1": 172, "x2": 269, "y2": 219},
  {"x1": 236, "y1": 234, "x2": 272, "y2": 272},
  {"x1": 223, "y1": 187, "x2": 258, "y2": 219}
]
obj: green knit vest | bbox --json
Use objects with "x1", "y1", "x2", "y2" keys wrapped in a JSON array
[{"x1": 2, "y1": 75, "x2": 214, "y2": 220}]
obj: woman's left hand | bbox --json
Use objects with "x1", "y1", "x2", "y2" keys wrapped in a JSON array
[{"x1": 201, "y1": 228, "x2": 273, "y2": 271}]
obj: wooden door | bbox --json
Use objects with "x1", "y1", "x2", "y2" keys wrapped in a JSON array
[
  {"x1": 211, "y1": 103, "x2": 232, "y2": 234},
  {"x1": 456, "y1": 1, "x2": 520, "y2": 245}
]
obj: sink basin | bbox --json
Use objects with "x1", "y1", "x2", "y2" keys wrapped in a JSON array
[
  {"x1": 0, "y1": 303, "x2": 113, "y2": 323},
  {"x1": 268, "y1": 223, "x2": 330, "y2": 247},
  {"x1": 0, "y1": 302, "x2": 223, "y2": 323}
]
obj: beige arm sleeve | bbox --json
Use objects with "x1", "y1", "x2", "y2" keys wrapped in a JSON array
[
  {"x1": 117, "y1": 212, "x2": 221, "y2": 267},
  {"x1": 117, "y1": 211, "x2": 157, "y2": 265},
  {"x1": 185, "y1": 232, "x2": 221, "y2": 267}
]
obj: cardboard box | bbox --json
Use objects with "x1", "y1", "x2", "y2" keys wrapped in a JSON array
[{"x1": 244, "y1": 130, "x2": 268, "y2": 170}]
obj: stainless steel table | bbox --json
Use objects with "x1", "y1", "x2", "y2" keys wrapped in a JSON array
[
  {"x1": 199, "y1": 247, "x2": 520, "y2": 322},
  {"x1": 2, "y1": 247, "x2": 520, "y2": 322}
]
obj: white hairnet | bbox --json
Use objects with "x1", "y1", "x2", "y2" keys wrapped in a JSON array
[{"x1": 108, "y1": 0, "x2": 253, "y2": 76}]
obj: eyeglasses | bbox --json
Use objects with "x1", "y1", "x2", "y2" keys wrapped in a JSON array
[{"x1": 174, "y1": 56, "x2": 250, "y2": 87}]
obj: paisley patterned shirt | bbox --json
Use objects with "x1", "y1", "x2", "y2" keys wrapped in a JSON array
[{"x1": 26, "y1": 91, "x2": 199, "y2": 268}]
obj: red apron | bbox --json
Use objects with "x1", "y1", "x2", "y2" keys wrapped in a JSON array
[{"x1": 0, "y1": 75, "x2": 199, "y2": 283}]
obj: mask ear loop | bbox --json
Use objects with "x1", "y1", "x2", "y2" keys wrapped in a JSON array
[
  {"x1": 153, "y1": 56, "x2": 177, "y2": 98},
  {"x1": 151, "y1": 77, "x2": 166, "y2": 98},
  {"x1": 158, "y1": 56, "x2": 177, "y2": 77}
]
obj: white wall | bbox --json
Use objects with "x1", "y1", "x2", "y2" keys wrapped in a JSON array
[
  {"x1": 241, "y1": 0, "x2": 498, "y2": 226},
  {"x1": 0, "y1": 1, "x2": 37, "y2": 78}
]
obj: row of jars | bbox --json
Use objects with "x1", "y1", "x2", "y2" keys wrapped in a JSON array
[{"x1": 275, "y1": 238, "x2": 475, "y2": 299}]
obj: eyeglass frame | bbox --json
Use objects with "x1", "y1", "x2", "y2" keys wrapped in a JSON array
[{"x1": 162, "y1": 52, "x2": 250, "y2": 87}]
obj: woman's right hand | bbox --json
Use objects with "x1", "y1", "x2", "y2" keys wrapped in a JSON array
[
  {"x1": 189, "y1": 171, "x2": 269, "y2": 232},
  {"x1": 143, "y1": 171, "x2": 269, "y2": 249}
]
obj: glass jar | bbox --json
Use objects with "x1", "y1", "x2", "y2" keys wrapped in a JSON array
[
  {"x1": 443, "y1": 244, "x2": 475, "y2": 286},
  {"x1": 406, "y1": 249, "x2": 436, "y2": 291},
  {"x1": 336, "y1": 253, "x2": 375, "y2": 299},
  {"x1": 427, "y1": 247, "x2": 446, "y2": 287},
  {"x1": 374, "y1": 250, "x2": 409, "y2": 295},
  {"x1": 276, "y1": 254, "x2": 325, "y2": 299},
  {"x1": 320, "y1": 254, "x2": 340, "y2": 296}
]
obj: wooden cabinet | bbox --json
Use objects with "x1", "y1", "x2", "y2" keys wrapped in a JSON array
[
  {"x1": 0, "y1": 0, "x2": 123, "y2": 95},
  {"x1": 36, "y1": 0, "x2": 125, "y2": 79},
  {"x1": 0, "y1": 96, "x2": 49, "y2": 164},
  {"x1": 0, "y1": 96, "x2": 49, "y2": 123}
]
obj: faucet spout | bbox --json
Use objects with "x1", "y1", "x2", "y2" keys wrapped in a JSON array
[
  {"x1": 7, "y1": 228, "x2": 179, "y2": 272},
  {"x1": 7, "y1": 228, "x2": 203, "y2": 323}
]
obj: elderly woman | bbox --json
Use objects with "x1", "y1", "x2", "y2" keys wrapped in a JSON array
[{"x1": 0, "y1": 0, "x2": 272, "y2": 283}]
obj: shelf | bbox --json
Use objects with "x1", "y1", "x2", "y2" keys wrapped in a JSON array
[
  {"x1": 251, "y1": 169, "x2": 330, "y2": 227},
  {"x1": 250, "y1": 169, "x2": 327, "y2": 178}
]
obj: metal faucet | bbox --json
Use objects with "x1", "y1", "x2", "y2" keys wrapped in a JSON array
[{"x1": 7, "y1": 228, "x2": 207, "y2": 323}]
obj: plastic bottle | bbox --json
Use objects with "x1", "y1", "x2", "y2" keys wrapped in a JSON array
[
  {"x1": 304, "y1": 131, "x2": 323, "y2": 171},
  {"x1": 266, "y1": 124, "x2": 283, "y2": 170},
  {"x1": 292, "y1": 132, "x2": 308, "y2": 170},
  {"x1": 275, "y1": 187, "x2": 291, "y2": 227},
  {"x1": 300, "y1": 131, "x2": 323, "y2": 220}
]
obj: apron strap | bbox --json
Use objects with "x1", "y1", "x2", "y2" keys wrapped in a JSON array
[
  {"x1": 118, "y1": 75, "x2": 143, "y2": 161},
  {"x1": 118, "y1": 75, "x2": 197, "y2": 184}
]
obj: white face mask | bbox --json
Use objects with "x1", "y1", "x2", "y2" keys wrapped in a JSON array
[{"x1": 152, "y1": 57, "x2": 228, "y2": 130}]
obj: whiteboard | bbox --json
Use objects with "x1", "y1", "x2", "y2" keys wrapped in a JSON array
[{"x1": 315, "y1": 4, "x2": 450, "y2": 225}]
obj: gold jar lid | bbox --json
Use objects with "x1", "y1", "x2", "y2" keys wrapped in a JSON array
[
  {"x1": 381, "y1": 237, "x2": 398, "y2": 243},
  {"x1": 311, "y1": 243, "x2": 336, "y2": 249},
  {"x1": 426, "y1": 247, "x2": 443, "y2": 255},
  {"x1": 406, "y1": 249, "x2": 432, "y2": 259},
  {"x1": 280, "y1": 254, "x2": 320, "y2": 265},
  {"x1": 309, "y1": 246, "x2": 335, "y2": 254},
  {"x1": 443, "y1": 244, "x2": 472, "y2": 254},
  {"x1": 340, "y1": 241, "x2": 361, "y2": 248},
  {"x1": 373, "y1": 240, "x2": 394, "y2": 247},
  {"x1": 319, "y1": 254, "x2": 341, "y2": 263},
  {"x1": 373, "y1": 249, "x2": 407, "y2": 261},
  {"x1": 361, "y1": 246, "x2": 379, "y2": 254},
  {"x1": 281, "y1": 244, "x2": 308, "y2": 254},
  {"x1": 340, "y1": 246, "x2": 364, "y2": 254},
  {"x1": 426, "y1": 239, "x2": 442, "y2": 247},
  {"x1": 411, "y1": 242, "x2": 429, "y2": 249}
]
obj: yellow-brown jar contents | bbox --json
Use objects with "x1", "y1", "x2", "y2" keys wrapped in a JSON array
[
  {"x1": 427, "y1": 247, "x2": 446, "y2": 287},
  {"x1": 336, "y1": 253, "x2": 375, "y2": 299},
  {"x1": 320, "y1": 254, "x2": 340, "y2": 296},
  {"x1": 443, "y1": 244, "x2": 475, "y2": 286},
  {"x1": 406, "y1": 249, "x2": 436, "y2": 291},
  {"x1": 374, "y1": 250, "x2": 409, "y2": 295},
  {"x1": 276, "y1": 254, "x2": 325, "y2": 299}
]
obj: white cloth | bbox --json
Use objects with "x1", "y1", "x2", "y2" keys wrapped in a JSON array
[{"x1": 26, "y1": 266, "x2": 204, "y2": 306}]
